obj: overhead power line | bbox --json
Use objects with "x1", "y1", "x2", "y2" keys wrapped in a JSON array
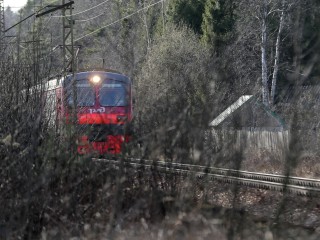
[
  {"x1": 52, "y1": 0, "x2": 112, "y2": 18},
  {"x1": 3, "y1": 0, "x2": 60, "y2": 10},
  {"x1": 4, "y1": 1, "x2": 59, "y2": 32},
  {"x1": 4, "y1": 7, "x2": 24, "y2": 9},
  {"x1": 74, "y1": 0, "x2": 164, "y2": 42},
  {"x1": 76, "y1": 11, "x2": 106, "y2": 23},
  {"x1": 5, "y1": 12, "x2": 36, "y2": 32},
  {"x1": 36, "y1": 1, "x2": 74, "y2": 18}
]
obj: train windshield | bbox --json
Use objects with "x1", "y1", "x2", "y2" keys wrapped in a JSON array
[
  {"x1": 67, "y1": 80, "x2": 95, "y2": 107},
  {"x1": 99, "y1": 81, "x2": 127, "y2": 107}
]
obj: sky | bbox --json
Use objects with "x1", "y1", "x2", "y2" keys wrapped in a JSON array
[{"x1": 3, "y1": 0, "x2": 28, "y2": 12}]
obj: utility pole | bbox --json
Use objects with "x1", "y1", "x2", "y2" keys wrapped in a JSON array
[
  {"x1": 35, "y1": 0, "x2": 75, "y2": 75},
  {"x1": 60, "y1": 0, "x2": 77, "y2": 146},
  {"x1": 17, "y1": 13, "x2": 21, "y2": 66},
  {"x1": 33, "y1": 2, "x2": 43, "y2": 87},
  {"x1": 61, "y1": 0, "x2": 76, "y2": 130},
  {"x1": 62, "y1": 0, "x2": 75, "y2": 75},
  {"x1": 0, "y1": 0, "x2": 5, "y2": 53}
]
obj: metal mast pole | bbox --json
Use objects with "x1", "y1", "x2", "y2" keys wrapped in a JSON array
[
  {"x1": 0, "y1": 0, "x2": 5, "y2": 53},
  {"x1": 62, "y1": 0, "x2": 77, "y2": 147},
  {"x1": 62, "y1": 0, "x2": 75, "y2": 75}
]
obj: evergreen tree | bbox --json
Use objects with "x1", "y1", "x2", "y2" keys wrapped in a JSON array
[
  {"x1": 168, "y1": 0, "x2": 205, "y2": 34},
  {"x1": 201, "y1": 0, "x2": 235, "y2": 51},
  {"x1": 292, "y1": 0, "x2": 320, "y2": 84}
]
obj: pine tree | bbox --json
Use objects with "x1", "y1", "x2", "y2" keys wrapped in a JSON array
[
  {"x1": 201, "y1": 0, "x2": 235, "y2": 52},
  {"x1": 168, "y1": 0, "x2": 205, "y2": 34}
]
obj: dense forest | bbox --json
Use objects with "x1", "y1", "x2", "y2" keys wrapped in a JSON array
[
  {"x1": 1, "y1": 0, "x2": 320, "y2": 239},
  {"x1": 4, "y1": 0, "x2": 320, "y2": 95}
]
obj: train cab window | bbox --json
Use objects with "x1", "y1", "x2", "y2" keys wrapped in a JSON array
[
  {"x1": 66, "y1": 80, "x2": 95, "y2": 107},
  {"x1": 99, "y1": 82, "x2": 127, "y2": 107}
]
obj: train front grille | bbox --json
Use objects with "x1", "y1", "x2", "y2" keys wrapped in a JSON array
[{"x1": 77, "y1": 124, "x2": 125, "y2": 142}]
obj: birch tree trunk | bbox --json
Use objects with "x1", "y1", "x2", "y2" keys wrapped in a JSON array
[
  {"x1": 141, "y1": 0, "x2": 151, "y2": 50},
  {"x1": 293, "y1": 1, "x2": 303, "y2": 82},
  {"x1": 261, "y1": 0, "x2": 270, "y2": 106},
  {"x1": 270, "y1": 0, "x2": 285, "y2": 105}
]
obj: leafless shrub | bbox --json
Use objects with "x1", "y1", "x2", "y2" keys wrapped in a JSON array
[
  {"x1": 135, "y1": 24, "x2": 218, "y2": 161},
  {"x1": 1, "y1": 1, "x2": 319, "y2": 238}
]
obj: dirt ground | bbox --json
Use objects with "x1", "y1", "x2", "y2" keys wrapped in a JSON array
[{"x1": 39, "y1": 177, "x2": 320, "y2": 240}]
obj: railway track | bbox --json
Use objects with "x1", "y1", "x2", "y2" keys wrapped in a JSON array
[{"x1": 92, "y1": 158, "x2": 320, "y2": 196}]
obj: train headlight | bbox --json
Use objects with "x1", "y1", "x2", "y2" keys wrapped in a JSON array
[
  {"x1": 91, "y1": 75, "x2": 101, "y2": 84},
  {"x1": 117, "y1": 115, "x2": 127, "y2": 122}
]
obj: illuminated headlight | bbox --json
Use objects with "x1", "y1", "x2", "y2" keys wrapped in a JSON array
[
  {"x1": 117, "y1": 116, "x2": 127, "y2": 122},
  {"x1": 91, "y1": 75, "x2": 101, "y2": 84}
]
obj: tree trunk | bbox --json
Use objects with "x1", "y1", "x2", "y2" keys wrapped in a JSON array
[
  {"x1": 261, "y1": 0, "x2": 269, "y2": 106},
  {"x1": 270, "y1": 0, "x2": 285, "y2": 105},
  {"x1": 142, "y1": 1, "x2": 151, "y2": 49},
  {"x1": 293, "y1": 1, "x2": 303, "y2": 83}
]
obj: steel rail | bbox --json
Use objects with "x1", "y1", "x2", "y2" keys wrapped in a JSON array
[
  {"x1": 92, "y1": 158, "x2": 320, "y2": 196},
  {"x1": 118, "y1": 158, "x2": 320, "y2": 188}
]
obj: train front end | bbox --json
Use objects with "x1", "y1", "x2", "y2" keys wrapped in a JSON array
[{"x1": 62, "y1": 71, "x2": 133, "y2": 155}]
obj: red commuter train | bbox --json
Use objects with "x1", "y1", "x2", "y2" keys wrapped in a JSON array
[{"x1": 44, "y1": 70, "x2": 133, "y2": 155}]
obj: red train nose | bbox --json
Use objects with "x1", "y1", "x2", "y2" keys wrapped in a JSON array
[{"x1": 77, "y1": 135, "x2": 125, "y2": 155}]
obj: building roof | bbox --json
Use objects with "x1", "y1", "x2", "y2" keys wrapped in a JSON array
[
  {"x1": 209, "y1": 95, "x2": 286, "y2": 130},
  {"x1": 209, "y1": 95, "x2": 253, "y2": 127}
]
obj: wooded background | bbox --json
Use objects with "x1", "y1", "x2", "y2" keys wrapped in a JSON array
[{"x1": 0, "y1": 0, "x2": 319, "y2": 239}]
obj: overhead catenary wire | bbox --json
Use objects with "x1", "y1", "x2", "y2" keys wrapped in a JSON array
[
  {"x1": 4, "y1": 0, "x2": 165, "y2": 74},
  {"x1": 74, "y1": 0, "x2": 164, "y2": 42},
  {"x1": 51, "y1": 0, "x2": 112, "y2": 18},
  {"x1": 4, "y1": 12, "x2": 36, "y2": 32},
  {"x1": 76, "y1": 11, "x2": 106, "y2": 23},
  {"x1": 3, "y1": 0, "x2": 60, "y2": 9},
  {"x1": 16, "y1": 15, "x2": 54, "y2": 55},
  {"x1": 8, "y1": 14, "x2": 57, "y2": 68},
  {"x1": 4, "y1": 0, "x2": 58, "y2": 32}
]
